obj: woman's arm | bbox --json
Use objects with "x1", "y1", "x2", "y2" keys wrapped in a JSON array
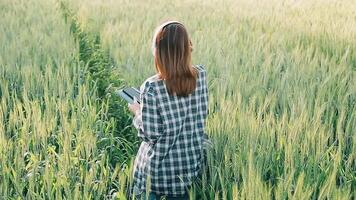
[
  {"x1": 200, "y1": 65, "x2": 213, "y2": 149},
  {"x1": 132, "y1": 81, "x2": 162, "y2": 144}
]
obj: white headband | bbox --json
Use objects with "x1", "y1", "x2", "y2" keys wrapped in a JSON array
[{"x1": 151, "y1": 21, "x2": 183, "y2": 56}]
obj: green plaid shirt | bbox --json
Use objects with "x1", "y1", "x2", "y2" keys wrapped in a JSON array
[{"x1": 132, "y1": 64, "x2": 211, "y2": 196}]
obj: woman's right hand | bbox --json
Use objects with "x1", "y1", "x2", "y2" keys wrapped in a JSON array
[{"x1": 128, "y1": 97, "x2": 140, "y2": 115}]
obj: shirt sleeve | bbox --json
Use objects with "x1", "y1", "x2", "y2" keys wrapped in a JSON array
[
  {"x1": 132, "y1": 81, "x2": 162, "y2": 143},
  {"x1": 199, "y1": 65, "x2": 212, "y2": 149},
  {"x1": 201, "y1": 67, "x2": 209, "y2": 119}
]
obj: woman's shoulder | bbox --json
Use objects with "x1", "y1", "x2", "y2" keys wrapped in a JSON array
[
  {"x1": 193, "y1": 64, "x2": 207, "y2": 73},
  {"x1": 193, "y1": 64, "x2": 207, "y2": 81},
  {"x1": 145, "y1": 74, "x2": 162, "y2": 84},
  {"x1": 139, "y1": 74, "x2": 162, "y2": 95},
  {"x1": 193, "y1": 64, "x2": 207, "y2": 83}
]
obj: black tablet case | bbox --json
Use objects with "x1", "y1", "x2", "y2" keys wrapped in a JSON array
[{"x1": 117, "y1": 87, "x2": 140, "y2": 104}]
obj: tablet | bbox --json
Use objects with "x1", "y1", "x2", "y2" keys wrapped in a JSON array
[{"x1": 117, "y1": 87, "x2": 140, "y2": 104}]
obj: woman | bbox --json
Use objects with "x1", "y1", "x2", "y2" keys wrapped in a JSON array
[{"x1": 128, "y1": 20, "x2": 211, "y2": 200}]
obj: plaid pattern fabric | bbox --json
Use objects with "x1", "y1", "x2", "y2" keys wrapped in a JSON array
[{"x1": 131, "y1": 64, "x2": 210, "y2": 196}]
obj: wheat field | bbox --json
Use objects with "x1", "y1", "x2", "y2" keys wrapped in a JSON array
[{"x1": 0, "y1": 0, "x2": 355, "y2": 199}]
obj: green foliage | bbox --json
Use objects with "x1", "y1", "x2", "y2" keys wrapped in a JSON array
[
  {"x1": 59, "y1": 0, "x2": 138, "y2": 167},
  {"x1": 1, "y1": 0, "x2": 355, "y2": 199},
  {"x1": 0, "y1": 0, "x2": 133, "y2": 198},
  {"x1": 65, "y1": 0, "x2": 355, "y2": 199}
]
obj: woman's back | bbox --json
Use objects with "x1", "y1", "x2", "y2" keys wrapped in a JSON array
[{"x1": 132, "y1": 64, "x2": 209, "y2": 197}]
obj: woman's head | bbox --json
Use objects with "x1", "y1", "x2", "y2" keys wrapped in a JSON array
[{"x1": 152, "y1": 21, "x2": 198, "y2": 97}]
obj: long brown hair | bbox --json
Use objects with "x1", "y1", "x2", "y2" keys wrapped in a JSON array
[{"x1": 152, "y1": 21, "x2": 198, "y2": 97}]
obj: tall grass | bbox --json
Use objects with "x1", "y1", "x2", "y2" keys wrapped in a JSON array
[
  {"x1": 66, "y1": 0, "x2": 355, "y2": 199},
  {"x1": 1, "y1": 0, "x2": 355, "y2": 199},
  {"x1": 0, "y1": 0, "x2": 127, "y2": 198},
  {"x1": 59, "y1": 0, "x2": 138, "y2": 167}
]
